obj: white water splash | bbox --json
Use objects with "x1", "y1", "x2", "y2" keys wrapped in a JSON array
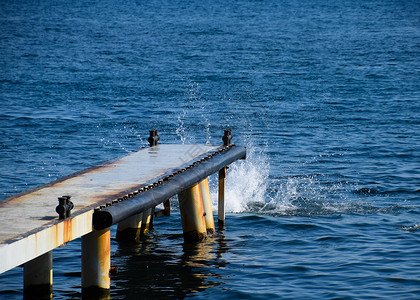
[
  {"x1": 97, "y1": 123, "x2": 146, "y2": 152},
  {"x1": 259, "y1": 178, "x2": 299, "y2": 213},
  {"x1": 176, "y1": 110, "x2": 187, "y2": 144},
  {"x1": 207, "y1": 143, "x2": 358, "y2": 216},
  {"x1": 210, "y1": 144, "x2": 272, "y2": 213},
  {"x1": 175, "y1": 81, "x2": 212, "y2": 144}
]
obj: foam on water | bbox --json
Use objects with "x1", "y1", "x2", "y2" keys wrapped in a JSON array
[
  {"x1": 215, "y1": 144, "x2": 271, "y2": 213},
  {"x1": 207, "y1": 142, "x2": 341, "y2": 215},
  {"x1": 400, "y1": 224, "x2": 420, "y2": 232},
  {"x1": 212, "y1": 142, "x2": 413, "y2": 217}
]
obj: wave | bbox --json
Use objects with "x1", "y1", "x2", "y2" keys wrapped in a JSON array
[{"x1": 399, "y1": 224, "x2": 420, "y2": 232}]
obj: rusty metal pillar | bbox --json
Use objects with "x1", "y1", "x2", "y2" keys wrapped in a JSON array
[
  {"x1": 199, "y1": 178, "x2": 215, "y2": 235},
  {"x1": 218, "y1": 167, "x2": 227, "y2": 226},
  {"x1": 116, "y1": 213, "x2": 143, "y2": 241},
  {"x1": 23, "y1": 251, "x2": 53, "y2": 299},
  {"x1": 81, "y1": 228, "x2": 110, "y2": 297},
  {"x1": 140, "y1": 208, "x2": 153, "y2": 239},
  {"x1": 150, "y1": 207, "x2": 155, "y2": 229},
  {"x1": 163, "y1": 200, "x2": 171, "y2": 216},
  {"x1": 178, "y1": 183, "x2": 207, "y2": 242},
  {"x1": 218, "y1": 129, "x2": 231, "y2": 227}
]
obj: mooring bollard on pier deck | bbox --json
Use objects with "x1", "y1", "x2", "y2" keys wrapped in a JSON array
[{"x1": 0, "y1": 129, "x2": 246, "y2": 297}]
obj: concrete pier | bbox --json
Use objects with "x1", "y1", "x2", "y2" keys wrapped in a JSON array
[{"x1": 0, "y1": 130, "x2": 245, "y2": 297}]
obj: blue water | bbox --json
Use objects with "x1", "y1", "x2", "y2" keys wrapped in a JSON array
[{"x1": 1, "y1": 0, "x2": 419, "y2": 298}]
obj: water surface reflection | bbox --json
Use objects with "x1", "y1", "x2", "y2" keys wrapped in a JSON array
[{"x1": 111, "y1": 226, "x2": 230, "y2": 299}]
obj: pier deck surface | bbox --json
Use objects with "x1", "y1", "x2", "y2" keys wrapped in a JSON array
[{"x1": 0, "y1": 144, "x2": 219, "y2": 273}]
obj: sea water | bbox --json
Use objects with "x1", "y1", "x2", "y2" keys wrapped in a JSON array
[{"x1": 0, "y1": 0, "x2": 419, "y2": 299}]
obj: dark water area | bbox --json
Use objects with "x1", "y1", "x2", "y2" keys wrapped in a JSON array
[{"x1": 1, "y1": 0, "x2": 419, "y2": 299}]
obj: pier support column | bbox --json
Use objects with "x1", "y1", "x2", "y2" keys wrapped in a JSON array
[
  {"x1": 116, "y1": 213, "x2": 143, "y2": 241},
  {"x1": 155, "y1": 200, "x2": 171, "y2": 217},
  {"x1": 24, "y1": 251, "x2": 53, "y2": 299},
  {"x1": 140, "y1": 208, "x2": 153, "y2": 239},
  {"x1": 81, "y1": 228, "x2": 110, "y2": 297},
  {"x1": 178, "y1": 183, "x2": 207, "y2": 242},
  {"x1": 218, "y1": 167, "x2": 227, "y2": 226},
  {"x1": 163, "y1": 199, "x2": 171, "y2": 216},
  {"x1": 200, "y1": 178, "x2": 215, "y2": 235}
]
